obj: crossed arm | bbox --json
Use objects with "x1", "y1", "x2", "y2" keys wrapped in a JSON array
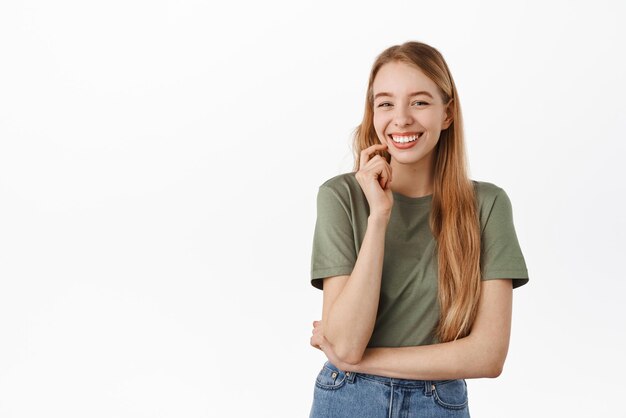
[{"x1": 311, "y1": 278, "x2": 513, "y2": 380}]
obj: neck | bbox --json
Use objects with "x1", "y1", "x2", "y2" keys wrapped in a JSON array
[{"x1": 389, "y1": 155, "x2": 435, "y2": 198}]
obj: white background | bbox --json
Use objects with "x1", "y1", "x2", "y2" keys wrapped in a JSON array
[{"x1": 1, "y1": 1, "x2": 625, "y2": 417}]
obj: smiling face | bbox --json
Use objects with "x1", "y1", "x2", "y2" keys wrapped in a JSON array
[{"x1": 372, "y1": 61, "x2": 453, "y2": 170}]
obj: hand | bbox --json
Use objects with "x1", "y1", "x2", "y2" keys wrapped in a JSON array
[
  {"x1": 310, "y1": 320, "x2": 355, "y2": 372},
  {"x1": 355, "y1": 143, "x2": 394, "y2": 219}
]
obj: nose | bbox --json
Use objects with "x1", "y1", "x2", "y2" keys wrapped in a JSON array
[{"x1": 393, "y1": 106, "x2": 414, "y2": 127}]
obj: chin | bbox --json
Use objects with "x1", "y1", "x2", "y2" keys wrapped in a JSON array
[
  {"x1": 397, "y1": 157, "x2": 426, "y2": 165},
  {"x1": 388, "y1": 151, "x2": 418, "y2": 161}
]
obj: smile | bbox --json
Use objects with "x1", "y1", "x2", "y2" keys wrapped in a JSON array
[{"x1": 389, "y1": 133, "x2": 423, "y2": 143}]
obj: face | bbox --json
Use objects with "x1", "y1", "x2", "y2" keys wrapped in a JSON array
[{"x1": 372, "y1": 61, "x2": 453, "y2": 168}]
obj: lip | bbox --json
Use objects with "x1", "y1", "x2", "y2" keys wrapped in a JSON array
[
  {"x1": 389, "y1": 132, "x2": 422, "y2": 149},
  {"x1": 389, "y1": 131, "x2": 422, "y2": 137}
]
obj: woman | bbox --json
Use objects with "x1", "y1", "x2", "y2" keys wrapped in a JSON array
[{"x1": 308, "y1": 41, "x2": 529, "y2": 417}]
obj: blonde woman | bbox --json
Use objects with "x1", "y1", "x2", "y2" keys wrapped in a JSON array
[{"x1": 308, "y1": 41, "x2": 529, "y2": 417}]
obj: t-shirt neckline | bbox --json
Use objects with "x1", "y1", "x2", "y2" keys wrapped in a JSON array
[{"x1": 391, "y1": 190, "x2": 433, "y2": 205}]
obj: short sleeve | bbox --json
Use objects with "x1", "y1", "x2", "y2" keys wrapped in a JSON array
[
  {"x1": 481, "y1": 188, "x2": 529, "y2": 289},
  {"x1": 310, "y1": 185, "x2": 357, "y2": 291}
]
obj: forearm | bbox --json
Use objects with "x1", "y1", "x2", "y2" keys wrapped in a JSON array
[
  {"x1": 325, "y1": 215, "x2": 388, "y2": 364},
  {"x1": 350, "y1": 335, "x2": 502, "y2": 380}
]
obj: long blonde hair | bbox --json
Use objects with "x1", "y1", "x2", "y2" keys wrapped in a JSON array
[{"x1": 352, "y1": 41, "x2": 481, "y2": 342}]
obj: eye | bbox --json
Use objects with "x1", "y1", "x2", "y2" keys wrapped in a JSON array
[
  {"x1": 377, "y1": 102, "x2": 392, "y2": 108},
  {"x1": 413, "y1": 101, "x2": 429, "y2": 106}
]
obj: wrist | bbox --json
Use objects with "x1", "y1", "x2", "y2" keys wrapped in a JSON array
[{"x1": 368, "y1": 213, "x2": 390, "y2": 226}]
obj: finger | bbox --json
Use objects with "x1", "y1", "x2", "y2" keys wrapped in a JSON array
[
  {"x1": 385, "y1": 161, "x2": 392, "y2": 184},
  {"x1": 380, "y1": 160, "x2": 392, "y2": 188},
  {"x1": 362, "y1": 157, "x2": 387, "y2": 185},
  {"x1": 373, "y1": 160, "x2": 389, "y2": 189},
  {"x1": 359, "y1": 144, "x2": 388, "y2": 171},
  {"x1": 385, "y1": 164, "x2": 391, "y2": 187},
  {"x1": 381, "y1": 162, "x2": 390, "y2": 189},
  {"x1": 311, "y1": 336, "x2": 323, "y2": 350},
  {"x1": 362, "y1": 155, "x2": 389, "y2": 179}
]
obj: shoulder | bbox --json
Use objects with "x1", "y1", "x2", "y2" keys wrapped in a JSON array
[
  {"x1": 319, "y1": 171, "x2": 358, "y2": 190},
  {"x1": 318, "y1": 171, "x2": 362, "y2": 203},
  {"x1": 471, "y1": 179, "x2": 506, "y2": 205},
  {"x1": 471, "y1": 179, "x2": 516, "y2": 230}
]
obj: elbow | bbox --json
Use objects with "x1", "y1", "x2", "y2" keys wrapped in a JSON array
[
  {"x1": 471, "y1": 336, "x2": 507, "y2": 378},
  {"x1": 485, "y1": 358, "x2": 505, "y2": 378},
  {"x1": 336, "y1": 346, "x2": 364, "y2": 366},
  {"x1": 486, "y1": 363, "x2": 503, "y2": 378},
  {"x1": 331, "y1": 341, "x2": 365, "y2": 366},
  {"x1": 324, "y1": 329, "x2": 367, "y2": 366},
  {"x1": 341, "y1": 352, "x2": 363, "y2": 367}
]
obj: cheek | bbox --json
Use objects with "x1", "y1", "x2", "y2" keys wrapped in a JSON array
[
  {"x1": 373, "y1": 114, "x2": 387, "y2": 138},
  {"x1": 420, "y1": 113, "x2": 440, "y2": 128}
]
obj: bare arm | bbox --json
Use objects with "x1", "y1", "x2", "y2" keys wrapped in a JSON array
[
  {"x1": 324, "y1": 214, "x2": 389, "y2": 365},
  {"x1": 347, "y1": 279, "x2": 513, "y2": 379}
]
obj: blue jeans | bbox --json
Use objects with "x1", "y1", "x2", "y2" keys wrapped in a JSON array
[{"x1": 309, "y1": 360, "x2": 471, "y2": 417}]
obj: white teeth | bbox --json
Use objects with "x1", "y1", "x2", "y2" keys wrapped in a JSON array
[{"x1": 391, "y1": 134, "x2": 421, "y2": 143}]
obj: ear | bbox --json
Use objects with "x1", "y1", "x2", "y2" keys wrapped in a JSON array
[{"x1": 442, "y1": 98, "x2": 454, "y2": 130}]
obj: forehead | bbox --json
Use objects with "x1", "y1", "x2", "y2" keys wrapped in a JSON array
[{"x1": 372, "y1": 61, "x2": 438, "y2": 96}]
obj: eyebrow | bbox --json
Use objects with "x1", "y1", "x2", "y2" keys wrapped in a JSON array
[{"x1": 373, "y1": 91, "x2": 434, "y2": 100}]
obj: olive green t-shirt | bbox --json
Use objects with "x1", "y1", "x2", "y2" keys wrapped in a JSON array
[{"x1": 310, "y1": 171, "x2": 529, "y2": 347}]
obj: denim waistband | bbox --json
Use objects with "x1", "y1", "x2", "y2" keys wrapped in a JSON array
[{"x1": 324, "y1": 361, "x2": 457, "y2": 389}]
